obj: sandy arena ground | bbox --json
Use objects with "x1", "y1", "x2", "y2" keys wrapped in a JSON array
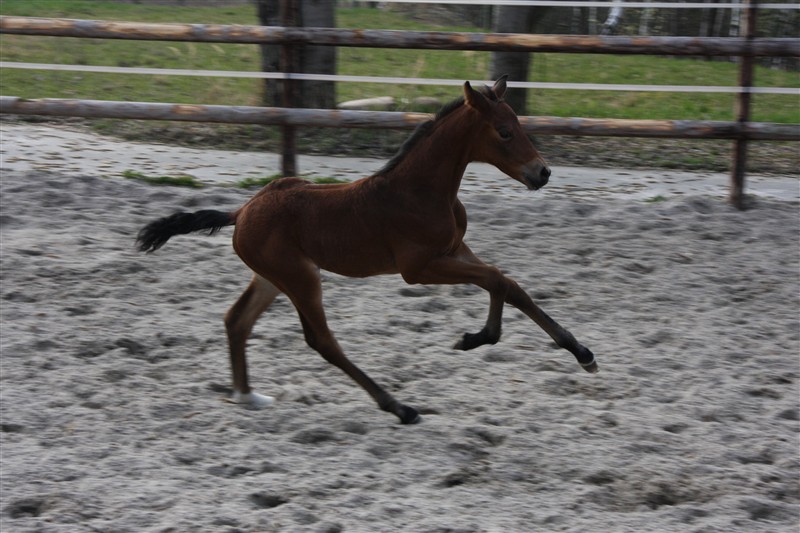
[{"x1": 1, "y1": 122, "x2": 798, "y2": 532}]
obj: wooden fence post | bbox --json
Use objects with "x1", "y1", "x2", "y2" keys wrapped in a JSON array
[
  {"x1": 280, "y1": 0, "x2": 299, "y2": 177},
  {"x1": 731, "y1": 0, "x2": 758, "y2": 209}
]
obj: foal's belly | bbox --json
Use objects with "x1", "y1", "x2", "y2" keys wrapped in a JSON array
[{"x1": 301, "y1": 229, "x2": 400, "y2": 278}]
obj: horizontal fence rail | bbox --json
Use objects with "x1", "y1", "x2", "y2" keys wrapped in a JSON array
[
  {"x1": 1, "y1": 13, "x2": 798, "y2": 207},
  {"x1": 2, "y1": 62, "x2": 798, "y2": 95},
  {"x1": 2, "y1": 96, "x2": 798, "y2": 140},
  {"x1": 355, "y1": 0, "x2": 800, "y2": 7},
  {"x1": 1, "y1": 16, "x2": 798, "y2": 56}
]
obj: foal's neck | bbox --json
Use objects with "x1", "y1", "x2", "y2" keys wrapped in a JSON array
[{"x1": 383, "y1": 106, "x2": 479, "y2": 203}]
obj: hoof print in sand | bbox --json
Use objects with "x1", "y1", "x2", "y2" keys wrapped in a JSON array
[{"x1": 249, "y1": 492, "x2": 288, "y2": 509}]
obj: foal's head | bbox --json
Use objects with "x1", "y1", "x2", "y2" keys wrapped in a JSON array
[{"x1": 463, "y1": 76, "x2": 550, "y2": 191}]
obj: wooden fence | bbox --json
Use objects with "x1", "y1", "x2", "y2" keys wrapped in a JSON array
[{"x1": 1, "y1": 4, "x2": 798, "y2": 207}]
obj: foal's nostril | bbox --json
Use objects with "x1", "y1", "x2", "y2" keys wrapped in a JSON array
[{"x1": 541, "y1": 166, "x2": 551, "y2": 180}]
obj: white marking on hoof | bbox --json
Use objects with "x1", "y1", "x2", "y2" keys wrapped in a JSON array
[
  {"x1": 580, "y1": 358, "x2": 599, "y2": 374},
  {"x1": 229, "y1": 391, "x2": 274, "y2": 409}
]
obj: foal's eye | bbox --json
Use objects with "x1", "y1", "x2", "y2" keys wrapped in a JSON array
[{"x1": 498, "y1": 129, "x2": 513, "y2": 141}]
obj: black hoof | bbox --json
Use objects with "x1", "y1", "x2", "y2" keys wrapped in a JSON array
[
  {"x1": 453, "y1": 330, "x2": 499, "y2": 351},
  {"x1": 398, "y1": 405, "x2": 421, "y2": 425}
]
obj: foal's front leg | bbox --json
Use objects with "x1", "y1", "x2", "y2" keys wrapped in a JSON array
[
  {"x1": 452, "y1": 288, "x2": 504, "y2": 350},
  {"x1": 505, "y1": 283, "x2": 598, "y2": 373},
  {"x1": 401, "y1": 243, "x2": 504, "y2": 350},
  {"x1": 403, "y1": 243, "x2": 598, "y2": 373}
]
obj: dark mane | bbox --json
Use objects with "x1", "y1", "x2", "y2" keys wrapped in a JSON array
[{"x1": 373, "y1": 96, "x2": 466, "y2": 177}]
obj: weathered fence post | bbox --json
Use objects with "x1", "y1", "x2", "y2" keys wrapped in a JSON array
[
  {"x1": 731, "y1": 0, "x2": 758, "y2": 210},
  {"x1": 280, "y1": 0, "x2": 299, "y2": 177}
]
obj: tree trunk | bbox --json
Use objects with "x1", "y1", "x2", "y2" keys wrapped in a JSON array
[
  {"x1": 300, "y1": 0, "x2": 336, "y2": 109},
  {"x1": 639, "y1": 0, "x2": 653, "y2": 35},
  {"x1": 256, "y1": 0, "x2": 336, "y2": 109},
  {"x1": 601, "y1": 1, "x2": 624, "y2": 35},
  {"x1": 699, "y1": 0, "x2": 712, "y2": 37},
  {"x1": 729, "y1": 7, "x2": 741, "y2": 37},
  {"x1": 490, "y1": 6, "x2": 550, "y2": 115},
  {"x1": 256, "y1": 0, "x2": 281, "y2": 107},
  {"x1": 571, "y1": 7, "x2": 581, "y2": 34},
  {"x1": 588, "y1": 6, "x2": 598, "y2": 34},
  {"x1": 713, "y1": 4, "x2": 726, "y2": 37}
]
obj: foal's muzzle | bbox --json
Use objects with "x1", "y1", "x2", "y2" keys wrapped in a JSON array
[{"x1": 522, "y1": 162, "x2": 551, "y2": 191}]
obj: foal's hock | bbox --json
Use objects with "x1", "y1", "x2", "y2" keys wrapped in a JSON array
[{"x1": 137, "y1": 77, "x2": 598, "y2": 424}]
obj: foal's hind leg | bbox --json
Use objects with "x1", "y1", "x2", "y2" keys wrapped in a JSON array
[
  {"x1": 224, "y1": 274, "x2": 282, "y2": 408},
  {"x1": 278, "y1": 263, "x2": 420, "y2": 424}
]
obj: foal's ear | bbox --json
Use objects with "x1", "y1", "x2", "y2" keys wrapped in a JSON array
[
  {"x1": 492, "y1": 75, "x2": 509, "y2": 100},
  {"x1": 464, "y1": 81, "x2": 491, "y2": 114}
]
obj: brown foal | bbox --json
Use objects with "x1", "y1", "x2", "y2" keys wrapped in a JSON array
[{"x1": 137, "y1": 76, "x2": 598, "y2": 425}]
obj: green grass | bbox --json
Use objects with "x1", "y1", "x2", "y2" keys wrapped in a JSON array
[
  {"x1": 234, "y1": 175, "x2": 348, "y2": 188},
  {"x1": 0, "y1": 0, "x2": 797, "y2": 123},
  {"x1": 234, "y1": 175, "x2": 283, "y2": 189},
  {"x1": 122, "y1": 170, "x2": 204, "y2": 188},
  {"x1": 529, "y1": 53, "x2": 799, "y2": 122},
  {"x1": 312, "y1": 176, "x2": 349, "y2": 184},
  {"x1": 644, "y1": 195, "x2": 668, "y2": 203},
  {"x1": 122, "y1": 170, "x2": 347, "y2": 188}
]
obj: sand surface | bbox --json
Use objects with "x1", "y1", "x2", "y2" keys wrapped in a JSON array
[{"x1": 1, "y1": 124, "x2": 799, "y2": 532}]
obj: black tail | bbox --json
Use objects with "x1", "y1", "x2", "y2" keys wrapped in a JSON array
[{"x1": 136, "y1": 209, "x2": 234, "y2": 253}]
